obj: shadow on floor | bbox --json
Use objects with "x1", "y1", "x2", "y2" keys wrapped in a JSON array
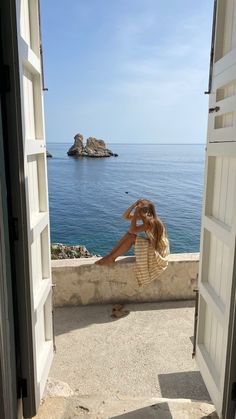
[
  {"x1": 158, "y1": 371, "x2": 211, "y2": 402},
  {"x1": 54, "y1": 300, "x2": 195, "y2": 335},
  {"x1": 110, "y1": 404, "x2": 218, "y2": 419},
  {"x1": 110, "y1": 402, "x2": 173, "y2": 419}
]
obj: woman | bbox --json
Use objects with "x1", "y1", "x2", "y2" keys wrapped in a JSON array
[{"x1": 96, "y1": 199, "x2": 169, "y2": 286}]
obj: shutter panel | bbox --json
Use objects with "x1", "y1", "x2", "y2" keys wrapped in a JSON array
[
  {"x1": 15, "y1": 0, "x2": 53, "y2": 415},
  {"x1": 196, "y1": 1, "x2": 236, "y2": 418}
]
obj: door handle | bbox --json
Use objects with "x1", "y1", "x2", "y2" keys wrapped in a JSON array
[{"x1": 209, "y1": 106, "x2": 220, "y2": 113}]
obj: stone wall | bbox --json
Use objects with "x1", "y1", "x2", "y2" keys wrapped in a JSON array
[{"x1": 52, "y1": 253, "x2": 199, "y2": 307}]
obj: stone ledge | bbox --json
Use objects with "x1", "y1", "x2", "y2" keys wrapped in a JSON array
[
  {"x1": 52, "y1": 253, "x2": 199, "y2": 307},
  {"x1": 51, "y1": 253, "x2": 199, "y2": 268}
]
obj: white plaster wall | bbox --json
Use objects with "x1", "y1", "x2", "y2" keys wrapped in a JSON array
[{"x1": 52, "y1": 253, "x2": 199, "y2": 307}]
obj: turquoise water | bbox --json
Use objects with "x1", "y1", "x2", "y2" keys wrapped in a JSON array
[{"x1": 47, "y1": 143, "x2": 205, "y2": 255}]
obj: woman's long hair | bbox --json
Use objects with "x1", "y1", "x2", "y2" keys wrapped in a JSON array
[{"x1": 139, "y1": 201, "x2": 168, "y2": 256}]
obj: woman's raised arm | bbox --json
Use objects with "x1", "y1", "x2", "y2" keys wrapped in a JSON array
[
  {"x1": 122, "y1": 199, "x2": 146, "y2": 220},
  {"x1": 122, "y1": 201, "x2": 138, "y2": 220},
  {"x1": 128, "y1": 206, "x2": 147, "y2": 234}
]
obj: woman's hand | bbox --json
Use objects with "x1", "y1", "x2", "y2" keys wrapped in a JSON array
[
  {"x1": 133, "y1": 206, "x2": 141, "y2": 218},
  {"x1": 123, "y1": 201, "x2": 140, "y2": 220},
  {"x1": 129, "y1": 205, "x2": 146, "y2": 234},
  {"x1": 123, "y1": 199, "x2": 146, "y2": 220},
  {"x1": 134, "y1": 198, "x2": 145, "y2": 207}
]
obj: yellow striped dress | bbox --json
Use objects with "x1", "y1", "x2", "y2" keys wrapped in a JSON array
[{"x1": 135, "y1": 232, "x2": 169, "y2": 287}]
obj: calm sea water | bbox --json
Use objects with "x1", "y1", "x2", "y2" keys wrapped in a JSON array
[{"x1": 47, "y1": 143, "x2": 205, "y2": 255}]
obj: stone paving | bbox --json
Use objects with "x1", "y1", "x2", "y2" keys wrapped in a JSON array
[{"x1": 35, "y1": 301, "x2": 218, "y2": 419}]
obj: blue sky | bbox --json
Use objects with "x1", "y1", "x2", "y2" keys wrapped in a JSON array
[{"x1": 41, "y1": 0, "x2": 213, "y2": 144}]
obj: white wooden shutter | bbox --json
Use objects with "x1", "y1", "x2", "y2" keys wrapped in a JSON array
[
  {"x1": 196, "y1": 1, "x2": 236, "y2": 418},
  {"x1": 15, "y1": 0, "x2": 53, "y2": 414}
]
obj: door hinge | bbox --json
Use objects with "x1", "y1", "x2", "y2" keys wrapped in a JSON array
[
  {"x1": 12, "y1": 217, "x2": 19, "y2": 241},
  {"x1": 0, "y1": 65, "x2": 10, "y2": 93},
  {"x1": 231, "y1": 382, "x2": 236, "y2": 401},
  {"x1": 18, "y1": 378, "x2": 28, "y2": 398},
  {"x1": 209, "y1": 106, "x2": 220, "y2": 113}
]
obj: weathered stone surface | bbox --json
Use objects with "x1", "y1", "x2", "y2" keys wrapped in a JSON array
[
  {"x1": 87, "y1": 137, "x2": 106, "y2": 150},
  {"x1": 67, "y1": 133, "x2": 84, "y2": 156},
  {"x1": 34, "y1": 397, "x2": 217, "y2": 419},
  {"x1": 45, "y1": 378, "x2": 74, "y2": 398},
  {"x1": 51, "y1": 253, "x2": 199, "y2": 307},
  {"x1": 34, "y1": 301, "x2": 215, "y2": 419},
  {"x1": 67, "y1": 133, "x2": 118, "y2": 157},
  {"x1": 51, "y1": 243, "x2": 93, "y2": 260}
]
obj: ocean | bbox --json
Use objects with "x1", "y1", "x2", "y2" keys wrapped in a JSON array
[{"x1": 47, "y1": 143, "x2": 205, "y2": 256}]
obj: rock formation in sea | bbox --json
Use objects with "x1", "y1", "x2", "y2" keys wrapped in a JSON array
[
  {"x1": 46, "y1": 150, "x2": 52, "y2": 158},
  {"x1": 67, "y1": 133, "x2": 118, "y2": 157},
  {"x1": 51, "y1": 243, "x2": 93, "y2": 259}
]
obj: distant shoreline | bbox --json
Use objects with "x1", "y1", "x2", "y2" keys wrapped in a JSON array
[{"x1": 51, "y1": 243, "x2": 96, "y2": 259}]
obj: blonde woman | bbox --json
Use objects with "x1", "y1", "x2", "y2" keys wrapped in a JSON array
[{"x1": 96, "y1": 199, "x2": 169, "y2": 286}]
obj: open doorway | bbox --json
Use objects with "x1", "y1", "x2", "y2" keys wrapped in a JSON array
[
  {"x1": 3, "y1": 0, "x2": 236, "y2": 418},
  {"x1": 36, "y1": 1, "x2": 217, "y2": 418}
]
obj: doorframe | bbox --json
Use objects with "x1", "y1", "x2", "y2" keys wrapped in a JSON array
[
  {"x1": 0, "y1": 0, "x2": 36, "y2": 417},
  {"x1": 0, "y1": 179, "x2": 17, "y2": 419},
  {"x1": 1, "y1": 0, "x2": 54, "y2": 416},
  {"x1": 0, "y1": 81, "x2": 17, "y2": 419}
]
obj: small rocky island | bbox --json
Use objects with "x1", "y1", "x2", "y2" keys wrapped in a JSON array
[{"x1": 67, "y1": 133, "x2": 118, "y2": 158}]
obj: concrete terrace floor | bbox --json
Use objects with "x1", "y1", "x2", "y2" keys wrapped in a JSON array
[{"x1": 35, "y1": 301, "x2": 218, "y2": 419}]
